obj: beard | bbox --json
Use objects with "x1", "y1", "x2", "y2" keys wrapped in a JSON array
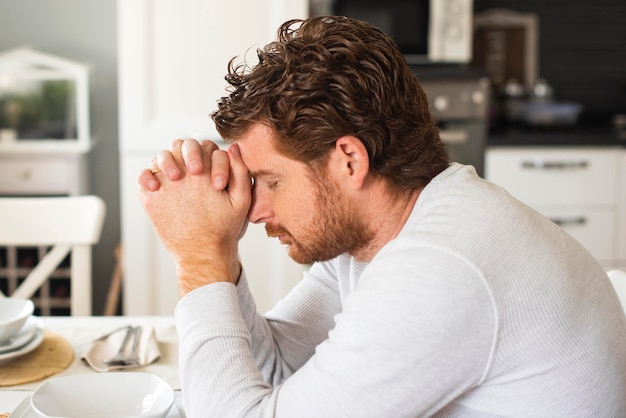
[{"x1": 265, "y1": 174, "x2": 375, "y2": 265}]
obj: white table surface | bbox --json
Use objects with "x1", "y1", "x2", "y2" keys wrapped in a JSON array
[{"x1": 0, "y1": 315, "x2": 181, "y2": 415}]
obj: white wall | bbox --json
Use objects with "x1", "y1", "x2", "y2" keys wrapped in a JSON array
[{"x1": 118, "y1": 0, "x2": 309, "y2": 315}]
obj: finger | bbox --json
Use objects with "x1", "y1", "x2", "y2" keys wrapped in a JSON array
[
  {"x1": 210, "y1": 149, "x2": 230, "y2": 190},
  {"x1": 181, "y1": 139, "x2": 205, "y2": 175},
  {"x1": 137, "y1": 168, "x2": 161, "y2": 192},
  {"x1": 199, "y1": 139, "x2": 220, "y2": 173},
  {"x1": 199, "y1": 140, "x2": 220, "y2": 165},
  {"x1": 226, "y1": 143, "x2": 252, "y2": 203},
  {"x1": 199, "y1": 139, "x2": 220, "y2": 152},
  {"x1": 169, "y1": 139, "x2": 184, "y2": 163},
  {"x1": 156, "y1": 149, "x2": 182, "y2": 180}
]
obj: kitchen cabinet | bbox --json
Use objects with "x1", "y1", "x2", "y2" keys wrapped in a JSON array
[
  {"x1": 117, "y1": 0, "x2": 309, "y2": 315},
  {"x1": 0, "y1": 47, "x2": 92, "y2": 314},
  {"x1": 485, "y1": 146, "x2": 625, "y2": 269}
]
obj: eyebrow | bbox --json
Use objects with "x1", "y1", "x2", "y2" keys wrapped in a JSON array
[{"x1": 248, "y1": 169, "x2": 279, "y2": 179}]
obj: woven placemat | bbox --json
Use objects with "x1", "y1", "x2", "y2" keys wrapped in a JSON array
[{"x1": 0, "y1": 330, "x2": 74, "y2": 387}]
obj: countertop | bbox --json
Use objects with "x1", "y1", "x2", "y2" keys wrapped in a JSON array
[{"x1": 487, "y1": 124, "x2": 626, "y2": 148}]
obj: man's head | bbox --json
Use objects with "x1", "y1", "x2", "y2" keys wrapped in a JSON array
[
  {"x1": 212, "y1": 16, "x2": 449, "y2": 191},
  {"x1": 234, "y1": 123, "x2": 376, "y2": 265}
]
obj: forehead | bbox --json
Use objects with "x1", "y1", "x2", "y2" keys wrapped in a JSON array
[{"x1": 236, "y1": 124, "x2": 307, "y2": 177}]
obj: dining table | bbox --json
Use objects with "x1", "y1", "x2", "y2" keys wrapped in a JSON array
[{"x1": 0, "y1": 315, "x2": 183, "y2": 416}]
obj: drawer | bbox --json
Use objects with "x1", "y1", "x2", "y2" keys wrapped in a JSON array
[
  {"x1": 0, "y1": 160, "x2": 70, "y2": 194},
  {"x1": 538, "y1": 208, "x2": 615, "y2": 262},
  {"x1": 486, "y1": 148, "x2": 618, "y2": 207}
]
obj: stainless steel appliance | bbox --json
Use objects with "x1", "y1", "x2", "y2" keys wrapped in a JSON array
[
  {"x1": 309, "y1": 0, "x2": 474, "y2": 64},
  {"x1": 414, "y1": 66, "x2": 490, "y2": 177}
]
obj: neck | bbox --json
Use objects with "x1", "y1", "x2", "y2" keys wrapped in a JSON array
[{"x1": 351, "y1": 185, "x2": 422, "y2": 262}]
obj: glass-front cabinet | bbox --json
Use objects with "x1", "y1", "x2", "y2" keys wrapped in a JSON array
[
  {"x1": 0, "y1": 47, "x2": 92, "y2": 315},
  {"x1": 0, "y1": 46, "x2": 90, "y2": 152}
]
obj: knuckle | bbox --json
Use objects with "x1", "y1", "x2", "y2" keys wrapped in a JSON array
[
  {"x1": 201, "y1": 140, "x2": 219, "y2": 152},
  {"x1": 156, "y1": 149, "x2": 170, "y2": 160}
]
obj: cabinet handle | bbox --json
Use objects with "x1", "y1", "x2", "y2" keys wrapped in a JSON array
[
  {"x1": 521, "y1": 160, "x2": 588, "y2": 170},
  {"x1": 549, "y1": 217, "x2": 587, "y2": 227},
  {"x1": 19, "y1": 169, "x2": 32, "y2": 181}
]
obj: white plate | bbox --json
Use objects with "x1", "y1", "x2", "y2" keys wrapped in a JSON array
[
  {"x1": 10, "y1": 396, "x2": 186, "y2": 418},
  {"x1": 0, "y1": 316, "x2": 40, "y2": 354},
  {"x1": 0, "y1": 321, "x2": 44, "y2": 362}
]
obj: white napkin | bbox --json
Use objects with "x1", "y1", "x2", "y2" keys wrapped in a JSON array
[{"x1": 81, "y1": 325, "x2": 161, "y2": 372}]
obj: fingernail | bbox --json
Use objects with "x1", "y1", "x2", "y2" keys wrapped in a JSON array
[
  {"x1": 190, "y1": 161, "x2": 201, "y2": 173},
  {"x1": 213, "y1": 176, "x2": 226, "y2": 189},
  {"x1": 148, "y1": 179, "x2": 159, "y2": 190},
  {"x1": 229, "y1": 143, "x2": 241, "y2": 156}
]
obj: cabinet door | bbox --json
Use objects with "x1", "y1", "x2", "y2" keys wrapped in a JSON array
[
  {"x1": 485, "y1": 146, "x2": 621, "y2": 268},
  {"x1": 485, "y1": 147, "x2": 617, "y2": 208},
  {"x1": 0, "y1": 154, "x2": 87, "y2": 196},
  {"x1": 118, "y1": 0, "x2": 308, "y2": 315}
]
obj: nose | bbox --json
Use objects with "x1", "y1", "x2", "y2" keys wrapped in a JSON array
[{"x1": 248, "y1": 185, "x2": 273, "y2": 224}]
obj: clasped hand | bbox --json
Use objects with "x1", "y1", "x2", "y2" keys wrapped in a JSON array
[{"x1": 137, "y1": 139, "x2": 251, "y2": 295}]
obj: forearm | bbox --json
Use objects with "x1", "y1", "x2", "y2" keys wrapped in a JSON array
[
  {"x1": 236, "y1": 268, "x2": 341, "y2": 385},
  {"x1": 175, "y1": 280, "x2": 340, "y2": 418},
  {"x1": 175, "y1": 284, "x2": 272, "y2": 416}
]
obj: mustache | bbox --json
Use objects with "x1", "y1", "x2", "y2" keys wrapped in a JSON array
[{"x1": 265, "y1": 223, "x2": 289, "y2": 237}]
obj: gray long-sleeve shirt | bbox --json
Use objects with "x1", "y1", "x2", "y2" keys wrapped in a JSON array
[{"x1": 175, "y1": 164, "x2": 626, "y2": 417}]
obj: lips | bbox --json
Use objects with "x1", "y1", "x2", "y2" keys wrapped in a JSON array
[
  {"x1": 273, "y1": 233, "x2": 291, "y2": 244},
  {"x1": 266, "y1": 224, "x2": 291, "y2": 244}
]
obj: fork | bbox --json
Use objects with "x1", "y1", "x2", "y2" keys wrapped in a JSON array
[
  {"x1": 103, "y1": 326, "x2": 141, "y2": 366},
  {"x1": 123, "y1": 326, "x2": 142, "y2": 365}
]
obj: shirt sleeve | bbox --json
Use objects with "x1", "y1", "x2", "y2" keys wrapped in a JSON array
[
  {"x1": 234, "y1": 263, "x2": 344, "y2": 385},
  {"x1": 174, "y1": 245, "x2": 497, "y2": 418}
]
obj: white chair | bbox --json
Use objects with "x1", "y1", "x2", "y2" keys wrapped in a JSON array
[
  {"x1": 0, "y1": 195, "x2": 106, "y2": 315},
  {"x1": 607, "y1": 269, "x2": 626, "y2": 313}
]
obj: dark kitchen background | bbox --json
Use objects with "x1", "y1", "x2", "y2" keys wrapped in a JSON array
[{"x1": 474, "y1": 0, "x2": 626, "y2": 124}]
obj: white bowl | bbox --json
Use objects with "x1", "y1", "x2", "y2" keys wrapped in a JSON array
[
  {"x1": 31, "y1": 373, "x2": 175, "y2": 418},
  {"x1": 0, "y1": 297, "x2": 34, "y2": 343}
]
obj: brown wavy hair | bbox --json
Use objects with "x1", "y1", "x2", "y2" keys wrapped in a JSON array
[{"x1": 211, "y1": 16, "x2": 449, "y2": 190}]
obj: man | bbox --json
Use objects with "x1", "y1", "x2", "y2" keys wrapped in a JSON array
[{"x1": 138, "y1": 16, "x2": 626, "y2": 417}]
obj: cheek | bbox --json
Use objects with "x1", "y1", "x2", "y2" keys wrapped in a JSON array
[{"x1": 276, "y1": 185, "x2": 318, "y2": 224}]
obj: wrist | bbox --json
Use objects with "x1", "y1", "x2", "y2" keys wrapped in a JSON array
[{"x1": 174, "y1": 251, "x2": 241, "y2": 296}]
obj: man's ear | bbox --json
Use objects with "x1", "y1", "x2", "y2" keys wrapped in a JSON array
[{"x1": 329, "y1": 135, "x2": 370, "y2": 189}]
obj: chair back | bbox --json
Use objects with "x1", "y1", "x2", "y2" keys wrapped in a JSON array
[
  {"x1": 0, "y1": 195, "x2": 106, "y2": 315},
  {"x1": 608, "y1": 269, "x2": 626, "y2": 313}
]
